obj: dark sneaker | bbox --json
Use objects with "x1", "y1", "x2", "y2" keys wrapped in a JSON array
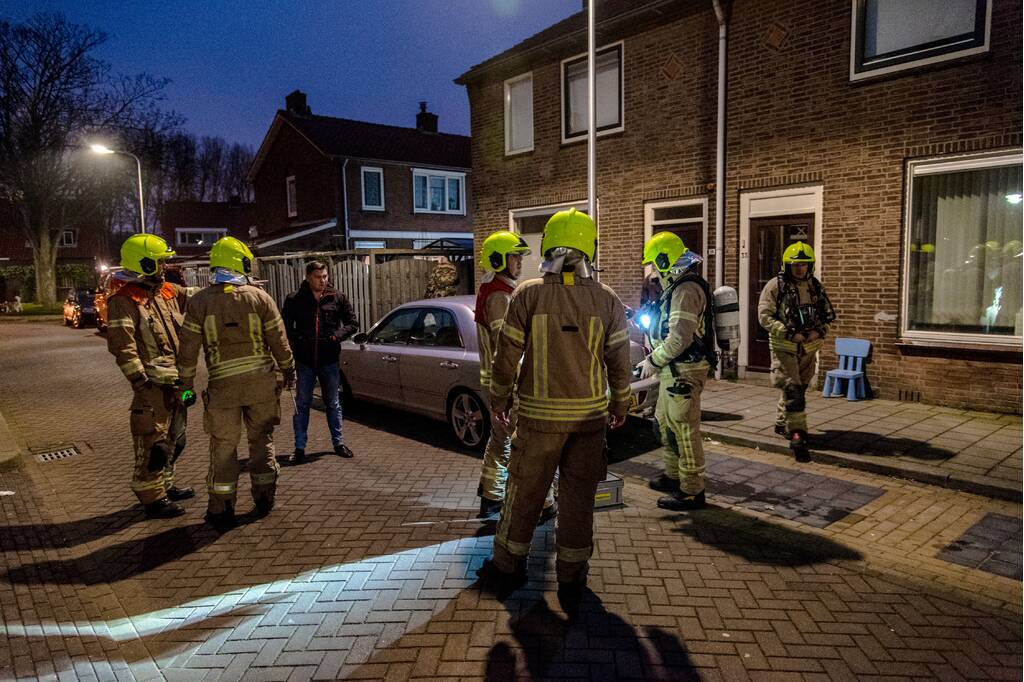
[
  {"x1": 475, "y1": 559, "x2": 527, "y2": 600},
  {"x1": 289, "y1": 448, "x2": 306, "y2": 465},
  {"x1": 648, "y1": 473, "x2": 679, "y2": 493},
  {"x1": 791, "y1": 431, "x2": 811, "y2": 463},
  {"x1": 144, "y1": 498, "x2": 186, "y2": 519},
  {"x1": 334, "y1": 444, "x2": 354, "y2": 458},
  {"x1": 254, "y1": 498, "x2": 274, "y2": 517},
  {"x1": 557, "y1": 580, "x2": 586, "y2": 620},
  {"x1": 774, "y1": 424, "x2": 788, "y2": 437},
  {"x1": 165, "y1": 486, "x2": 195, "y2": 501},
  {"x1": 537, "y1": 502, "x2": 557, "y2": 526},
  {"x1": 657, "y1": 490, "x2": 706, "y2": 511},
  {"x1": 479, "y1": 497, "x2": 503, "y2": 519}
]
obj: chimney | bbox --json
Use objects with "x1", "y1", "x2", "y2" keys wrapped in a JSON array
[
  {"x1": 416, "y1": 101, "x2": 438, "y2": 133},
  {"x1": 285, "y1": 90, "x2": 311, "y2": 116}
]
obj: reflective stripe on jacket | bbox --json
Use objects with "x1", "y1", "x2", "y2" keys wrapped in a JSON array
[{"x1": 490, "y1": 273, "x2": 632, "y2": 433}]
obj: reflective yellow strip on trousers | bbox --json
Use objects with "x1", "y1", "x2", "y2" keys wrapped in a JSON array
[
  {"x1": 209, "y1": 483, "x2": 236, "y2": 494},
  {"x1": 251, "y1": 472, "x2": 277, "y2": 485},
  {"x1": 531, "y1": 314, "x2": 548, "y2": 400},
  {"x1": 557, "y1": 544, "x2": 593, "y2": 563}
]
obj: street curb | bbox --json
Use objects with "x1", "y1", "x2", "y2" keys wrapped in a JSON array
[
  {"x1": 0, "y1": 315, "x2": 63, "y2": 324},
  {"x1": 702, "y1": 425, "x2": 1023, "y2": 503},
  {"x1": 0, "y1": 408, "x2": 24, "y2": 472}
]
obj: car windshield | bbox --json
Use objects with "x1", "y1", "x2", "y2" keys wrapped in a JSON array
[{"x1": 76, "y1": 293, "x2": 94, "y2": 306}]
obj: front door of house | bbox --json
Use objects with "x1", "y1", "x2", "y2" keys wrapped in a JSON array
[{"x1": 748, "y1": 214, "x2": 815, "y2": 371}]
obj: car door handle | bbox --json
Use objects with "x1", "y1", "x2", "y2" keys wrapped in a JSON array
[
  {"x1": 439, "y1": 360, "x2": 459, "y2": 369},
  {"x1": 381, "y1": 355, "x2": 398, "y2": 362}
]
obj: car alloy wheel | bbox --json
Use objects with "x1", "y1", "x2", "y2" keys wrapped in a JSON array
[{"x1": 449, "y1": 391, "x2": 488, "y2": 449}]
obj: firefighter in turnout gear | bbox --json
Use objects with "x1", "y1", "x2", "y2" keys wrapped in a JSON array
[
  {"x1": 476, "y1": 209, "x2": 632, "y2": 618},
  {"x1": 106, "y1": 233, "x2": 195, "y2": 518},
  {"x1": 639, "y1": 232, "x2": 715, "y2": 511},
  {"x1": 757, "y1": 241, "x2": 836, "y2": 462},
  {"x1": 474, "y1": 231, "x2": 557, "y2": 521},
  {"x1": 177, "y1": 237, "x2": 295, "y2": 530}
]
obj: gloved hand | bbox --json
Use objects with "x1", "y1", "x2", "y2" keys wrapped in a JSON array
[
  {"x1": 491, "y1": 398, "x2": 512, "y2": 430},
  {"x1": 179, "y1": 388, "x2": 197, "y2": 408},
  {"x1": 131, "y1": 377, "x2": 152, "y2": 393},
  {"x1": 636, "y1": 357, "x2": 659, "y2": 380},
  {"x1": 282, "y1": 367, "x2": 296, "y2": 391}
]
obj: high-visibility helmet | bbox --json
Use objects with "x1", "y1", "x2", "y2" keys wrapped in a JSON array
[
  {"x1": 782, "y1": 241, "x2": 816, "y2": 265},
  {"x1": 480, "y1": 230, "x2": 531, "y2": 272},
  {"x1": 210, "y1": 236, "x2": 255, "y2": 275},
  {"x1": 120, "y1": 233, "x2": 175, "y2": 276},
  {"x1": 540, "y1": 208, "x2": 597, "y2": 260},
  {"x1": 642, "y1": 232, "x2": 688, "y2": 273}
]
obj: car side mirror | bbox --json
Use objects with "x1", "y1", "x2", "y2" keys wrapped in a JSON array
[{"x1": 352, "y1": 332, "x2": 368, "y2": 345}]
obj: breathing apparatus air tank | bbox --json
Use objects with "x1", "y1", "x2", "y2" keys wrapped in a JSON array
[{"x1": 713, "y1": 285, "x2": 740, "y2": 350}]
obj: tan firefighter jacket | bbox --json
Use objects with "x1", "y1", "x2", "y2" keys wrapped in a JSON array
[
  {"x1": 648, "y1": 279, "x2": 712, "y2": 373},
  {"x1": 177, "y1": 283, "x2": 294, "y2": 405},
  {"x1": 107, "y1": 281, "x2": 192, "y2": 387},
  {"x1": 476, "y1": 275, "x2": 516, "y2": 389},
  {"x1": 490, "y1": 272, "x2": 632, "y2": 433},
  {"x1": 757, "y1": 275, "x2": 830, "y2": 355}
]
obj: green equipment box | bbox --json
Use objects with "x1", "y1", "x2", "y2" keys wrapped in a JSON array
[{"x1": 594, "y1": 472, "x2": 624, "y2": 509}]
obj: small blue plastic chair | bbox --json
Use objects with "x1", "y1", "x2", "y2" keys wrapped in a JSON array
[{"x1": 822, "y1": 338, "x2": 870, "y2": 400}]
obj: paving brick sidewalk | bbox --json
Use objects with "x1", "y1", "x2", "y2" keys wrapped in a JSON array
[{"x1": 699, "y1": 380, "x2": 1023, "y2": 501}]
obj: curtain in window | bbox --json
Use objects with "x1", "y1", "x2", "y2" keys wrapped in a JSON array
[
  {"x1": 909, "y1": 164, "x2": 1023, "y2": 336},
  {"x1": 566, "y1": 49, "x2": 620, "y2": 136},
  {"x1": 363, "y1": 171, "x2": 381, "y2": 207},
  {"x1": 507, "y1": 76, "x2": 533, "y2": 151},
  {"x1": 414, "y1": 175, "x2": 427, "y2": 209}
]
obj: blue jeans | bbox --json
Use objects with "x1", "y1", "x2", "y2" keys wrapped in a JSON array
[{"x1": 293, "y1": 362, "x2": 344, "y2": 449}]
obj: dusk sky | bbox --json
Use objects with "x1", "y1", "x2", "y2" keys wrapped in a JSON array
[{"x1": 7, "y1": 1, "x2": 583, "y2": 149}]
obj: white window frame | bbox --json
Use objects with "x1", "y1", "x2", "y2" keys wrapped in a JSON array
[
  {"x1": 900, "y1": 149, "x2": 1023, "y2": 347},
  {"x1": 849, "y1": 0, "x2": 992, "y2": 81},
  {"x1": 286, "y1": 175, "x2": 297, "y2": 217},
  {"x1": 176, "y1": 228, "x2": 228, "y2": 247},
  {"x1": 561, "y1": 41, "x2": 625, "y2": 144},
  {"x1": 353, "y1": 240, "x2": 386, "y2": 250},
  {"x1": 57, "y1": 229, "x2": 78, "y2": 248},
  {"x1": 361, "y1": 166, "x2": 385, "y2": 211},
  {"x1": 412, "y1": 169, "x2": 466, "y2": 215},
  {"x1": 504, "y1": 72, "x2": 534, "y2": 156},
  {"x1": 643, "y1": 198, "x2": 708, "y2": 279}
]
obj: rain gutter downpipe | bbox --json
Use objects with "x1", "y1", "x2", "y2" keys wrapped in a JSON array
[
  {"x1": 587, "y1": 0, "x2": 597, "y2": 225},
  {"x1": 712, "y1": 0, "x2": 727, "y2": 290},
  {"x1": 340, "y1": 158, "x2": 350, "y2": 249}
]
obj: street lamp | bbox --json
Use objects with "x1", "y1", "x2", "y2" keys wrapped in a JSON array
[{"x1": 90, "y1": 144, "x2": 146, "y2": 234}]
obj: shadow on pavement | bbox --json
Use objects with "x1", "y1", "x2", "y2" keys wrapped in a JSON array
[
  {"x1": 484, "y1": 589, "x2": 698, "y2": 681},
  {"x1": 701, "y1": 410, "x2": 744, "y2": 422},
  {"x1": 339, "y1": 400, "x2": 479, "y2": 455},
  {"x1": 669, "y1": 504, "x2": 863, "y2": 565},
  {"x1": 813, "y1": 429, "x2": 955, "y2": 461},
  {"x1": 0, "y1": 506, "x2": 147, "y2": 550}
]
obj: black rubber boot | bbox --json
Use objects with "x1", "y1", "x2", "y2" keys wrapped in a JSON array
[
  {"x1": 476, "y1": 559, "x2": 527, "y2": 600},
  {"x1": 205, "y1": 502, "x2": 237, "y2": 531},
  {"x1": 254, "y1": 497, "x2": 274, "y2": 518},
  {"x1": 656, "y1": 490, "x2": 706, "y2": 511},
  {"x1": 478, "y1": 497, "x2": 503, "y2": 519},
  {"x1": 557, "y1": 579, "x2": 587, "y2": 620},
  {"x1": 165, "y1": 486, "x2": 195, "y2": 501},
  {"x1": 144, "y1": 498, "x2": 186, "y2": 519},
  {"x1": 791, "y1": 430, "x2": 811, "y2": 463},
  {"x1": 537, "y1": 502, "x2": 557, "y2": 526},
  {"x1": 774, "y1": 424, "x2": 788, "y2": 437},
  {"x1": 648, "y1": 473, "x2": 679, "y2": 493}
]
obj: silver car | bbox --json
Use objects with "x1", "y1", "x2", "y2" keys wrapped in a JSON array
[{"x1": 340, "y1": 295, "x2": 657, "y2": 449}]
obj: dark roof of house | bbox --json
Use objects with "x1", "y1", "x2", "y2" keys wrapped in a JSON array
[
  {"x1": 455, "y1": 0, "x2": 689, "y2": 84},
  {"x1": 282, "y1": 111, "x2": 471, "y2": 168}
]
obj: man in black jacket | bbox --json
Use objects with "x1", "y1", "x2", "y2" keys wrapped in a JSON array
[{"x1": 282, "y1": 261, "x2": 359, "y2": 463}]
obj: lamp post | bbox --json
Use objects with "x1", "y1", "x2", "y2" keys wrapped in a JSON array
[{"x1": 90, "y1": 144, "x2": 146, "y2": 234}]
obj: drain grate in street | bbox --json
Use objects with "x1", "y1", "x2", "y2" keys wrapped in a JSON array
[
  {"x1": 34, "y1": 446, "x2": 81, "y2": 463},
  {"x1": 937, "y1": 513, "x2": 1022, "y2": 581},
  {"x1": 613, "y1": 453, "x2": 885, "y2": 528}
]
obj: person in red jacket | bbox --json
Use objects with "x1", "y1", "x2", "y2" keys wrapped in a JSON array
[{"x1": 281, "y1": 261, "x2": 359, "y2": 463}]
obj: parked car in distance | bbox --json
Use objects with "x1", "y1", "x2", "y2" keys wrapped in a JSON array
[
  {"x1": 63, "y1": 289, "x2": 97, "y2": 328},
  {"x1": 94, "y1": 270, "x2": 123, "y2": 333},
  {"x1": 340, "y1": 295, "x2": 657, "y2": 450}
]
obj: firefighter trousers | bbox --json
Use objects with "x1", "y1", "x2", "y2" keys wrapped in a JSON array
[
  {"x1": 493, "y1": 424, "x2": 605, "y2": 584},
  {"x1": 771, "y1": 349, "x2": 817, "y2": 433},
  {"x1": 479, "y1": 403, "x2": 557, "y2": 509},
  {"x1": 654, "y1": 362, "x2": 707, "y2": 495},
  {"x1": 203, "y1": 396, "x2": 281, "y2": 514},
  {"x1": 129, "y1": 383, "x2": 187, "y2": 505}
]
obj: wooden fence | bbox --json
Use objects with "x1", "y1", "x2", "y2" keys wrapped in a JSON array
[{"x1": 176, "y1": 249, "x2": 473, "y2": 332}]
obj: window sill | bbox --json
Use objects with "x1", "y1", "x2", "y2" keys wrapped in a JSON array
[
  {"x1": 504, "y1": 148, "x2": 534, "y2": 158},
  {"x1": 896, "y1": 339, "x2": 1022, "y2": 362},
  {"x1": 561, "y1": 127, "x2": 625, "y2": 147},
  {"x1": 361, "y1": 207, "x2": 385, "y2": 213}
]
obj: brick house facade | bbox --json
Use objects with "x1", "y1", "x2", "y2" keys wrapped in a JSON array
[
  {"x1": 457, "y1": 0, "x2": 1022, "y2": 413},
  {"x1": 249, "y1": 92, "x2": 473, "y2": 255},
  {"x1": 159, "y1": 199, "x2": 256, "y2": 258}
]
